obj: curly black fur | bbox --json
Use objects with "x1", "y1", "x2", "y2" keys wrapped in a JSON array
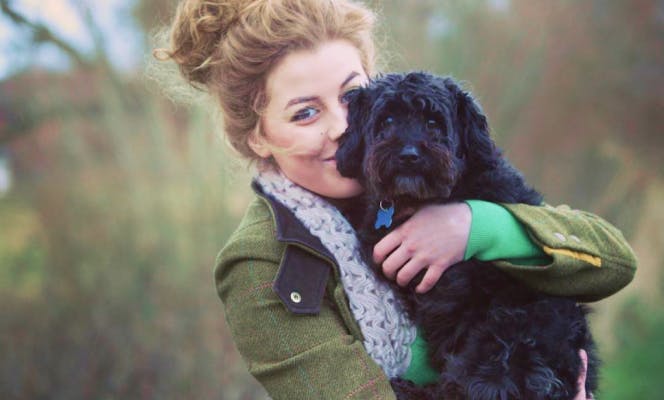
[{"x1": 336, "y1": 72, "x2": 598, "y2": 400}]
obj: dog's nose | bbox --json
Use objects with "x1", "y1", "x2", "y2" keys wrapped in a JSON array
[{"x1": 399, "y1": 145, "x2": 421, "y2": 164}]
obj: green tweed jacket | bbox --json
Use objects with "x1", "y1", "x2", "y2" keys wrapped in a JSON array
[{"x1": 214, "y1": 184, "x2": 636, "y2": 400}]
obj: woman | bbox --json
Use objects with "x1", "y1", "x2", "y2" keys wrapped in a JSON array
[{"x1": 158, "y1": 1, "x2": 636, "y2": 398}]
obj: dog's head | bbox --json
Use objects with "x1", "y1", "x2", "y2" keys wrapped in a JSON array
[{"x1": 336, "y1": 72, "x2": 498, "y2": 202}]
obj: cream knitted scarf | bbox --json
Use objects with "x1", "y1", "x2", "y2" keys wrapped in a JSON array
[{"x1": 255, "y1": 170, "x2": 416, "y2": 378}]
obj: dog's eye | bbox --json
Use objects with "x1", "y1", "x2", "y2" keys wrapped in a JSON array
[
  {"x1": 426, "y1": 119, "x2": 441, "y2": 130},
  {"x1": 381, "y1": 116, "x2": 394, "y2": 128}
]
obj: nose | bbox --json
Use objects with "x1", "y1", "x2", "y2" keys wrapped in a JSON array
[
  {"x1": 326, "y1": 103, "x2": 348, "y2": 141},
  {"x1": 399, "y1": 145, "x2": 421, "y2": 165}
]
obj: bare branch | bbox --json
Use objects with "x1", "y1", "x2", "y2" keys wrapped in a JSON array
[{"x1": 0, "y1": 0, "x2": 91, "y2": 68}]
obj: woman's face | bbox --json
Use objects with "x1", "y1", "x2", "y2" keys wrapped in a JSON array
[{"x1": 250, "y1": 40, "x2": 368, "y2": 198}]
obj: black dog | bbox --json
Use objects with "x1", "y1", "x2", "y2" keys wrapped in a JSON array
[{"x1": 336, "y1": 72, "x2": 597, "y2": 400}]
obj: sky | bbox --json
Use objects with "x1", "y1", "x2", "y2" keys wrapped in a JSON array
[{"x1": 0, "y1": 0, "x2": 142, "y2": 80}]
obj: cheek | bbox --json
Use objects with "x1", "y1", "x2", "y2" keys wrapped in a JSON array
[
  {"x1": 290, "y1": 139, "x2": 325, "y2": 157},
  {"x1": 267, "y1": 126, "x2": 324, "y2": 157}
]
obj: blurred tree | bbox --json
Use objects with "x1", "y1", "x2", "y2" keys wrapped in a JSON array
[
  {"x1": 1, "y1": 1, "x2": 260, "y2": 399},
  {"x1": 133, "y1": 0, "x2": 179, "y2": 33},
  {"x1": 0, "y1": 0, "x2": 91, "y2": 68}
]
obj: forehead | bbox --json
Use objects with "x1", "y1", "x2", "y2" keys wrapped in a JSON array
[{"x1": 265, "y1": 40, "x2": 365, "y2": 107}]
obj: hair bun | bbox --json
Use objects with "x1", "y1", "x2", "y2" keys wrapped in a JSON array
[
  {"x1": 194, "y1": 1, "x2": 240, "y2": 37},
  {"x1": 166, "y1": 0, "x2": 244, "y2": 87}
]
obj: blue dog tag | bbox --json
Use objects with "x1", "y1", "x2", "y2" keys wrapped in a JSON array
[{"x1": 374, "y1": 203, "x2": 395, "y2": 230}]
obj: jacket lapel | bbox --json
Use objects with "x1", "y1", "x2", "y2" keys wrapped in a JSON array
[{"x1": 252, "y1": 181, "x2": 335, "y2": 315}]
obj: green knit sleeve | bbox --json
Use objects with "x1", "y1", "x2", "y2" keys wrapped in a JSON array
[
  {"x1": 402, "y1": 328, "x2": 439, "y2": 386},
  {"x1": 464, "y1": 200, "x2": 551, "y2": 265}
]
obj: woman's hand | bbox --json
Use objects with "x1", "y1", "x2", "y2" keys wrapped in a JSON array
[
  {"x1": 574, "y1": 349, "x2": 591, "y2": 400},
  {"x1": 372, "y1": 203, "x2": 471, "y2": 293}
]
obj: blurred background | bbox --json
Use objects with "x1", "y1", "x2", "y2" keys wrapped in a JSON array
[{"x1": 0, "y1": 0, "x2": 662, "y2": 398}]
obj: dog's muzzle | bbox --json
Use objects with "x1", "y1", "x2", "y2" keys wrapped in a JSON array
[
  {"x1": 398, "y1": 145, "x2": 422, "y2": 167},
  {"x1": 366, "y1": 138, "x2": 457, "y2": 201}
]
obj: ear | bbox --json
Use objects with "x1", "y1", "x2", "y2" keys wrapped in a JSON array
[
  {"x1": 447, "y1": 78, "x2": 498, "y2": 170},
  {"x1": 247, "y1": 128, "x2": 272, "y2": 159},
  {"x1": 336, "y1": 88, "x2": 368, "y2": 178}
]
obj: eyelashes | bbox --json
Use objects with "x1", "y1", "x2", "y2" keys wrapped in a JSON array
[
  {"x1": 290, "y1": 107, "x2": 319, "y2": 122},
  {"x1": 289, "y1": 88, "x2": 359, "y2": 123}
]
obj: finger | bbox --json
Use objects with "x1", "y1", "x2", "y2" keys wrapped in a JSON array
[
  {"x1": 415, "y1": 265, "x2": 445, "y2": 293},
  {"x1": 373, "y1": 229, "x2": 403, "y2": 264},
  {"x1": 575, "y1": 349, "x2": 588, "y2": 400},
  {"x1": 395, "y1": 258, "x2": 426, "y2": 287},
  {"x1": 382, "y1": 245, "x2": 413, "y2": 280}
]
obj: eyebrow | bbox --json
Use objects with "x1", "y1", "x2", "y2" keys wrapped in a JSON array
[
  {"x1": 341, "y1": 71, "x2": 360, "y2": 89},
  {"x1": 284, "y1": 71, "x2": 361, "y2": 110}
]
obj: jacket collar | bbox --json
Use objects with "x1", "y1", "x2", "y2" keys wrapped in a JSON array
[
  {"x1": 251, "y1": 180, "x2": 336, "y2": 261},
  {"x1": 251, "y1": 180, "x2": 335, "y2": 315}
]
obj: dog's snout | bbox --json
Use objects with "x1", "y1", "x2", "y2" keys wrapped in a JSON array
[{"x1": 399, "y1": 145, "x2": 421, "y2": 165}]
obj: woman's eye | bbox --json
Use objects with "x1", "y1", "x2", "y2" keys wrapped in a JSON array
[{"x1": 291, "y1": 107, "x2": 319, "y2": 122}]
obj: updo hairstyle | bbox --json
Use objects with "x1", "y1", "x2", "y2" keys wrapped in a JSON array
[{"x1": 159, "y1": 0, "x2": 377, "y2": 162}]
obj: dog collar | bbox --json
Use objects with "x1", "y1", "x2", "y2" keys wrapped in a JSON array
[{"x1": 374, "y1": 200, "x2": 395, "y2": 230}]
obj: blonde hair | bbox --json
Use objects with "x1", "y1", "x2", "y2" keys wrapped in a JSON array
[{"x1": 156, "y1": 0, "x2": 377, "y2": 162}]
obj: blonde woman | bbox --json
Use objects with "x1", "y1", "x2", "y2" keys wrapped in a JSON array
[{"x1": 158, "y1": 1, "x2": 635, "y2": 398}]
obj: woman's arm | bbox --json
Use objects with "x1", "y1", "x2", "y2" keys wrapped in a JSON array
[
  {"x1": 216, "y1": 223, "x2": 396, "y2": 400},
  {"x1": 496, "y1": 202, "x2": 637, "y2": 302},
  {"x1": 373, "y1": 201, "x2": 636, "y2": 300}
]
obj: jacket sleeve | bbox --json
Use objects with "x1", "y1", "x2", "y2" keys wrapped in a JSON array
[
  {"x1": 214, "y1": 225, "x2": 396, "y2": 400},
  {"x1": 495, "y1": 203, "x2": 637, "y2": 302}
]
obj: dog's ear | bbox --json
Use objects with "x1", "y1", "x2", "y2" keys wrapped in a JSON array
[
  {"x1": 336, "y1": 88, "x2": 368, "y2": 178},
  {"x1": 445, "y1": 79, "x2": 498, "y2": 170}
]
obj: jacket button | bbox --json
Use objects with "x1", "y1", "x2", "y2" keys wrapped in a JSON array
[{"x1": 290, "y1": 291, "x2": 302, "y2": 303}]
